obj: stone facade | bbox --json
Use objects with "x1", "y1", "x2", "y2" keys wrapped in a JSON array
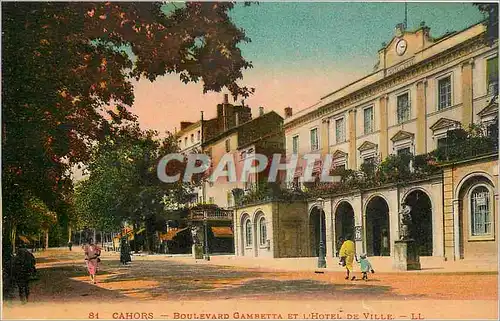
[
  {"x1": 234, "y1": 201, "x2": 310, "y2": 258},
  {"x1": 442, "y1": 156, "x2": 498, "y2": 261}
]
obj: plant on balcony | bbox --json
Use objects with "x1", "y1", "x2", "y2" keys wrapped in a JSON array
[{"x1": 431, "y1": 123, "x2": 499, "y2": 163}]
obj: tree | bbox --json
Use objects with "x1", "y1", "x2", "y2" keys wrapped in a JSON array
[
  {"x1": 474, "y1": 3, "x2": 499, "y2": 45},
  {"x1": 74, "y1": 122, "x2": 196, "y2": 252},
  {"x1": 2, "y1": 2, "x2": 253, "y2": 251}
]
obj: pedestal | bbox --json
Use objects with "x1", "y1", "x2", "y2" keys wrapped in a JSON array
[
  {"x1": 393, "y1": 239, "x2": 421, "y2": 271},
  {"x1": 192, "y1": 244, "x2": 203, "y2": 259}
]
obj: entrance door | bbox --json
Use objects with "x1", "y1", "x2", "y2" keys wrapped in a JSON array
[
  {"x1": 334, "y1": 202, "x2": 355, "y2": 256},
  {"x1": 404, "y1": 190, "x2": 433, "y2": 256},
  {"x1": 310, "y1": 206, "x2": 326, "y2": 257},
  {"x1": 365, "y1": 196, "x2": 390, "y2": 256}
]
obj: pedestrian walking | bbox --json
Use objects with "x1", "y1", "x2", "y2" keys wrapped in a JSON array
[
  {"x1": 120, "y1": 237, "x2": 132, "y2": 265},
  {"x1": 12, "y1": 244, "x2": 36, "y2": 303},
  {"x1": 359, "y1": 254, "x2": 375, "y2": 280},
  {"x1": 339, "y1": 234, "x2": 357, "y2": 280},
  {"x1": 83, "y1": 238, "x2": 101, "y2": 284},
  {"x1": 68, "y1": 241, "x2": 73, "y2": 251}
]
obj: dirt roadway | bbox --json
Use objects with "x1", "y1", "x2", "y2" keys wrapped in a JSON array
[{"x1": 2, "y1": 250, "x2": 498, "y2": 320}]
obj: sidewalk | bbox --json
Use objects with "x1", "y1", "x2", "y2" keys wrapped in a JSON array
[{"x1": 156, "y1": 254, "x2": 498, "y2": 273}]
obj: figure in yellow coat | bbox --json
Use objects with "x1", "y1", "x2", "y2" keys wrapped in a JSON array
[{"x1": 339, "y1": 234, "x2": 358, "y2": 280}]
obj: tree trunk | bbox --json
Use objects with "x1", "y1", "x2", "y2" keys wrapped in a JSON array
[
  {"x1": 10, "y1": 224, "x2": 17, "y2": 255},
  {"x1": 93, "y1": 229, "x2": 96, "y2": 243},
  {"x1": 44, "y1": 229, "x2": 49, "y2": 249},
  {"x1": 68, "y1": 225, "x2": 72, "y2": 243}
]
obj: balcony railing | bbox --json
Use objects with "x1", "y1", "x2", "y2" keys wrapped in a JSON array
[{"x1": 188, "y1": 208, "x2": 233, "y2": 221}]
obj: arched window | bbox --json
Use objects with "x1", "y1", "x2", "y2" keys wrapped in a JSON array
[
  {"x1": 470, "y1": 185, "x2": 492, "y2": 236},
  {"x1": 259, "y1": 217, "x2": 267, "y2": 246},
  {"x1": 245, "y1": 220, "x2": 252, "y2": 247}
]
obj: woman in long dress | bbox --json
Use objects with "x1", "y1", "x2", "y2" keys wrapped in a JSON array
[
  {"x1": 339, "y1": 234, "x2": 357, "y2": 280},
  {"x1": 83, "y1": 239, "x2": 101, "y2": 284},
  {"x1": 120, "y1": 238, "x2": 132, "y2": 265}
]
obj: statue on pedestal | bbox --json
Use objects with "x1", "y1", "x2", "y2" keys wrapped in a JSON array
[
  {"x1": 399, "y1": 203, "x2": 412, "y2": 240},
  {"x1": 191, "y1": 226, "x2": 201, "y2": 245}
]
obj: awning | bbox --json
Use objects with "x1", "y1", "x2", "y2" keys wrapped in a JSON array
[
  {"x1": 18, "y1": 235, "x2": 30, "y2": 244},
  {"x1": 159, "y1": 227, "x2": 188, "y2": 241},
  {"x1": 211, "y1": 227, "x2": 233, "y2": 238}
]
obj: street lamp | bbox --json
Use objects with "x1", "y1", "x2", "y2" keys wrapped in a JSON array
[{"x1": 316, "y1": 197, "x2": 327, "y2": 268}]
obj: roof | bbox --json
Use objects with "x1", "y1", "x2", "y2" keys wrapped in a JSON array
[
  {"x1": 159, "y1": 227, "x2": 189, "y2": 241},
  {"x1": 211, "y1": 226, "x2": 233, "y2": 238},
  {"x1": 203, "y1": 111, "x2": 283, "y2": 147}
]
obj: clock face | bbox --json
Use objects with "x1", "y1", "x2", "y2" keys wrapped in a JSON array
[{"x1": 396, "y1": 39, "x2": 407, "y2": 56}]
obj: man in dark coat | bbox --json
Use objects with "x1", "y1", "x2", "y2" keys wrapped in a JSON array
[{"x1": 12, "y1": 244, "x2": 36, "y2": 303}]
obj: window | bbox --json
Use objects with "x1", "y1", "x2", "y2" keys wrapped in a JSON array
[
  {"x1": 259, "y1": 217, "x2": 267, "y2": 246},
  {"x1": 184, "y1": 137, "x2": 188, "y2": 146},
  {"x1": 438, "y1": 76, "x2": 452, "y2": 110},
  {"x1": 190, "y1": 134, "x2": 194, "y2": 143},
  {"x1": 363, "y1": 156, "x2": 376, "y2": 165},
  {"x1": 292, "y1": 135, "x2": 299, "y2": 154},
  {"x1": 310, "y1": 128, "x2": 319, "y2": 151},
  {"x1": 397, "y1": 93, "x2": 410, "y2": 124},
  {"x1": 364, "y1": 106, "x2": 374, "y2": 134},
  {"x1": 335, "y1": 118, "x2": 345, "y2": 143},
  {"x1": 245, "y1": 220, "x2": 253, "y2": 247},
  {"x1": 487, "y1": 56, "x2": 498, "y2": 95},
  {"x1": 470, "y1": 185, "x2": 492, "y2": 236},
  {"x1": 197, "y1": 130, "x2": 201, "y2": 142},
  {"x1": 437, "y1": 137, "x2": 448, "y2": 149},
  {"x1": 225, "y1": 139, "x2": 231, "y2": 152},
  {"x1": 397, "y1": 147, "x2": 411, "y2": 156},
  {"x1": 178, "y1": 139, "x2": 182, "y2": 146}
]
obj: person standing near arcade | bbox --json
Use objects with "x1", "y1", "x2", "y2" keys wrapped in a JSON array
[{"x1": 339, "y1": 234, "x2": 357, "y2": 280}]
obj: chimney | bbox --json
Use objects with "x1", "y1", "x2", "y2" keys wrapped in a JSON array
[
  {"x1": 223, "y1": 94, "x2": 229, "y2": 104},
  {"x1": 259, "y1": 106, "x2": 264, "y2": 116},
  {"x1": 284, "y1": 106, "x2": 293, "y2": 118}
]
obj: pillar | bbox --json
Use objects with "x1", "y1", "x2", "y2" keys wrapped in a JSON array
[
  {"x1": 453, "y1": 199, "x2": 460, "y2": 260},
  {"x1": 461, "y1": 59, "x2": 474, "y2": 128},
  {"x1": 415, "y1": 80, "x2": 427, "y2": 154},
  {"x1": 379, "y1": 95, "x2": 389, "y2": 159},
  {"x1": 348, "y1": 109, "x2": 357, "y2": 169},
  {"x1": 324, "y1": 199, "x2": 334, "y2": 257},
  {"x1": 321, "y1": 119, "x2": 330, "y2": 156}
]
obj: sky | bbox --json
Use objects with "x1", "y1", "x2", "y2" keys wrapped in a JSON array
[{"x1": 131, "y1": 2, "x2": 484, "y2": 134}]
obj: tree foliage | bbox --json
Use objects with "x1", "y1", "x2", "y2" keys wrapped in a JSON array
[
  {"x1": 2, "y1": 2, "x2": 253, "y2": 247},
  {"x1": 474, "y1": 3, "x2": 499, "y2": 45}
]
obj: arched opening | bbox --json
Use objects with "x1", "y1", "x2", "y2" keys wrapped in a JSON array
[
  {"x1": 240, "y1": 214, "x2": 252, "y2": 256},
  {"x1": 404, "y1": 190, "x2": 433, "y2": 256},
  {"x1": 334, "y1": 201, "x2": 355, "y2": 256},
  {"x1": 309, "y1": 206, "x2": 326, "y2": 257},
  {"x1": 254, "y1": 211, "x2": 266, "y2": 257},
  {"x1": 365, "y1": 196, "x2": 390, "y2": 256},
  {"x1": 457, "y1": 175, "x2": 496, "y2": 260}
]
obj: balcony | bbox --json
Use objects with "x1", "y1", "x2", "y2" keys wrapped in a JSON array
[{"x1": 188, "y1": 208, "x2": 233, "y2": 221}]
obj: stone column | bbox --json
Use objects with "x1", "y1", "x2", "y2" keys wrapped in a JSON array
[
  {"x1": 453, "y1": 199, "x2": 460, "y2": 260},
  {"x1": 321, "y1": 119, "x2": 330, "y2": 156},
  {"x1": 324, "y1": 199, "x2": 334, "y2": 257},
  {"x1": 379, "y1": 95, "x2": 389, "y2": 159},
  {"x1": 461, "y1": 59, "x2": 474, "y2": 128},
  {"x1": 415, "y1": 80, "x2": 427, "y2": 155},
  {"x1": 348, "y1": 109, "x2": 357, "y2": 170},
  {"x1": 351, "y1": 194, "x2": 363, "y2": 255}
]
